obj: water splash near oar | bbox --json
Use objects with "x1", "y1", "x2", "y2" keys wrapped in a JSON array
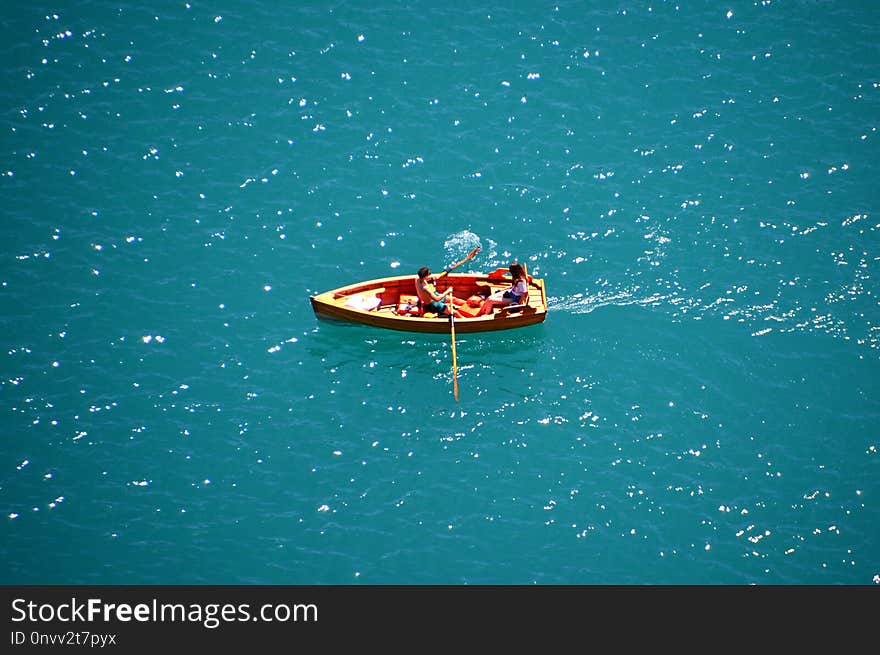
[{"x1": 444, "y1": 230, "x2": 496, "y2": 266}]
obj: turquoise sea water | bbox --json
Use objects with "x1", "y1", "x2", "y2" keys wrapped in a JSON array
[{"x1": 1, "y1": 1, "x2": 878, "y2": 585}]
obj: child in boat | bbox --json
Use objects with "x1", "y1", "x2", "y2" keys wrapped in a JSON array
[
  {"x1": 416, "y1": 266, "x2": 468, "y2": 318},
  {"x1": 475, "y1": 262, "x2": 529, "y2": 316}
]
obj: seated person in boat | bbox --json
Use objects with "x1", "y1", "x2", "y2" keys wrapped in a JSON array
[
  {"x1": 416, "y1": 266, "x2": 468, "y2": 318},
  {"x1": 475, "y1": 262, "x2": 529, "y2": 316}
]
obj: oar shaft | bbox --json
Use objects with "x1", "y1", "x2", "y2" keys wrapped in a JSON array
[
  {"x1": 450, "y1": 289, "x2": 459, "y2": 401},
  {"x1": 438, "y1": 246, "x2": 480, "y2": 280},
  {"x1": 451, "y1": 324, "x2": 458, "y2": 401}
]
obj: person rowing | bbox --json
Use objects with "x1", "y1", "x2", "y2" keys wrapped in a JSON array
[{"x1": 414, "y1": 246, "x2": 480, "y2": 318}]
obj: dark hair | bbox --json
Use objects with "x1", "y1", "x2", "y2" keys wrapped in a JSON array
[
  {"x1": 418, "y1": 266, "x2": 430, "y2": 279},
  {"x1": 509, "y1": 262, "x2": 527, "y2": 281}
]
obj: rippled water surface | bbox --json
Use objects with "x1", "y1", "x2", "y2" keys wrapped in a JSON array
[{"x1": 2, "y1": 1, "x2": 878, "y2": 584}]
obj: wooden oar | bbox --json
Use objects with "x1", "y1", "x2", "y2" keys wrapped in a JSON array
[
  {"x1": 436, "y1": 246, "x2": 481, "y2": 280},
  {"x1": 449, "y1": 287, "x2": 459, "y2": 401},
  {"x1": 436, "y1": 247, "x2": 478, "y2": 400}
]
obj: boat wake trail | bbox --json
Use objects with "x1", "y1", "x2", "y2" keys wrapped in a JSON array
[{"x1": 548, "y1": 290, "x2": 669, "y2": 314}]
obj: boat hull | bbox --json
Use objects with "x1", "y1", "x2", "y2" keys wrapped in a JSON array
[{"x1": 310, "y1": 272, "x2": 548, "y2": 334}]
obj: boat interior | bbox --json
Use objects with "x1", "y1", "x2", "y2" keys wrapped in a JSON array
[{"x1": 329, "y1": 269, "x2": 542, "y2": 319}]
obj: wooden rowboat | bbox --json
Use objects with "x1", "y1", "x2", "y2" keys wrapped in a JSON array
[{"x1": 310, "y1": 268, "x2": 548, "y2": 334}]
